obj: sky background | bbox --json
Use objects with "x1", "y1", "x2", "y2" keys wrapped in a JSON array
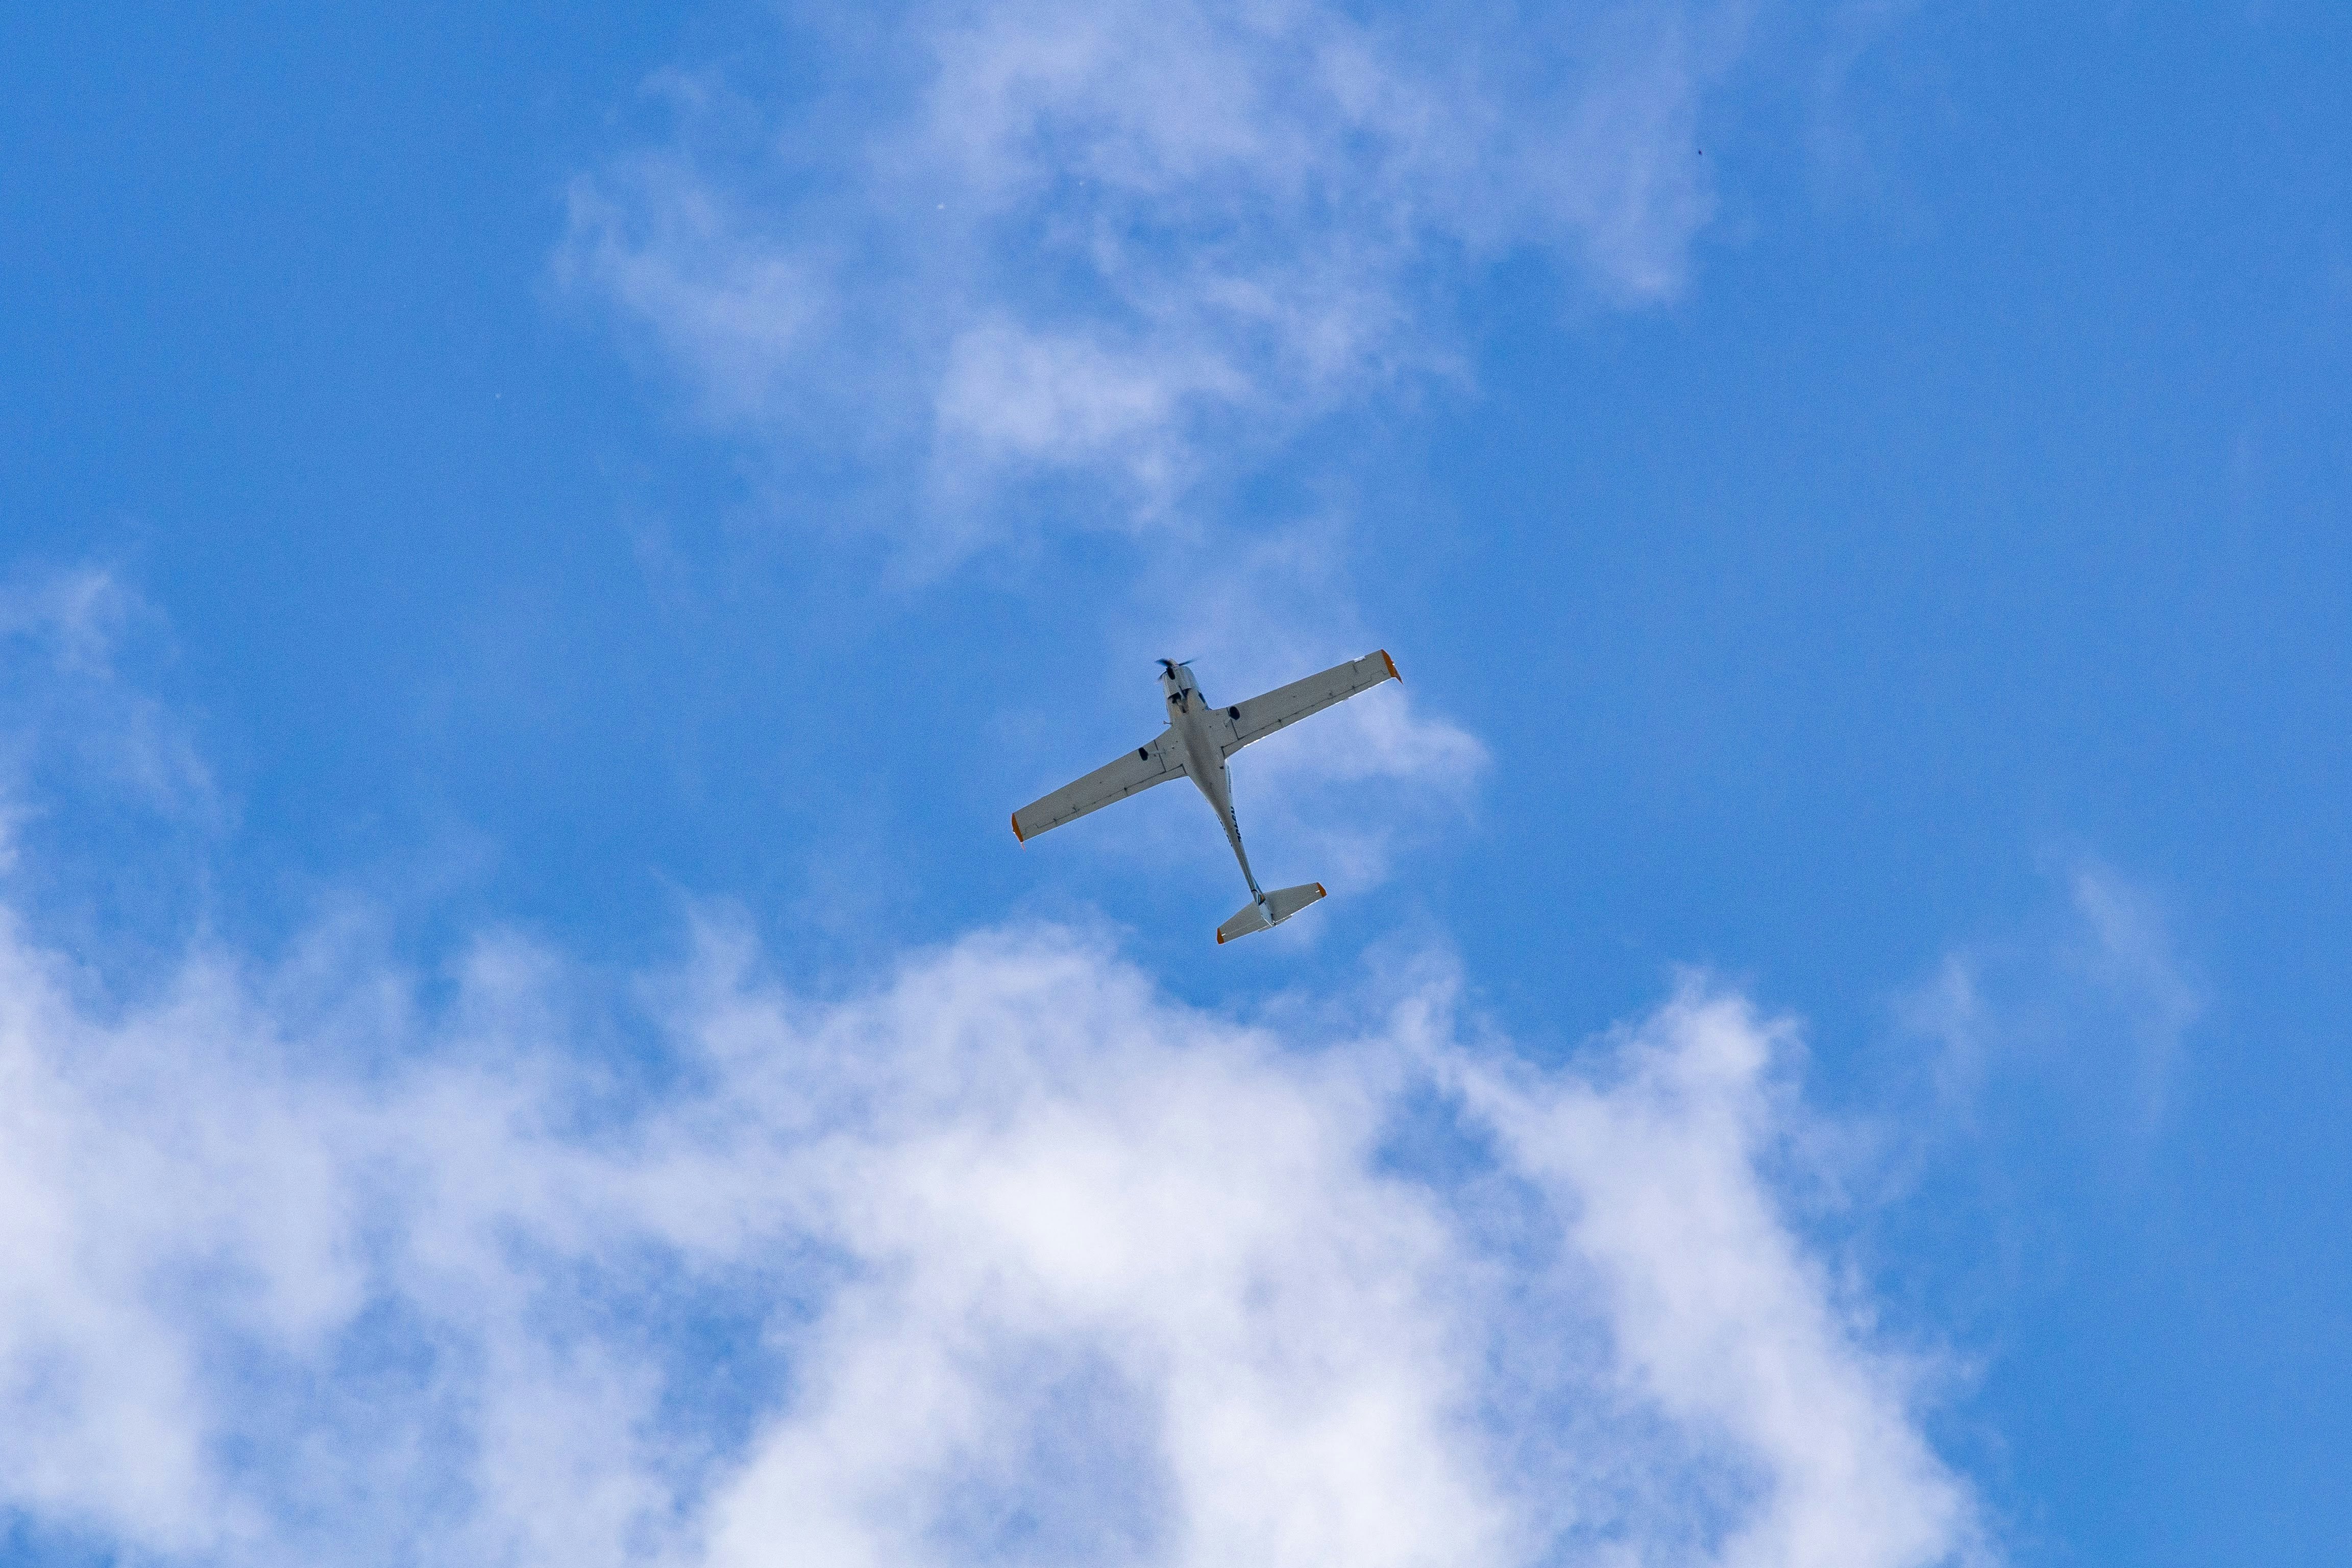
[{"x1": 2, "y1": 3, "x2": 2348, "y2": 1565}]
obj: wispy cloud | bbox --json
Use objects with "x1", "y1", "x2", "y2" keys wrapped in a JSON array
[
  {"x1": 561, "y1": 0, "x2": 1752, "y2": 556},
  {"x1": 2060, "y1": 863, "x2": 2200, "y2": 1131},
  {"x1": 0, "y1": 893, "x2": 1982, "y2": 1566},
  {"x1": 0, "y1": 566, "x2": 216, "y2": 878},
  {"x1": 1899, "y1": 859, "x2": 2201, "y2": 1145}
]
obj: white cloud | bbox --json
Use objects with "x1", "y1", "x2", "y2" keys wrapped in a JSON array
[
  {"x1": 561, "y1": 0, "x2": 1753, "y2": 552},
  {"x1": 1466, "y1": 989, "x2": 1981, "y2": 1568},
  {"x1": 0, "y1": 899, "x2": 1983, "y2": 1567}
]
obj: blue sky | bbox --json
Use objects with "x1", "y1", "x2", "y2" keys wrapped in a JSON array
[{"x1": 2, "y1": 3, "x2": 2348, "y2": 1564}]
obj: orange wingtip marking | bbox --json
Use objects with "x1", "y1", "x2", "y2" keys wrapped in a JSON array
[
  {"x1": 1379, "y1": 649, "x2": 1399, "y2": 682},
  {"x1": 1315, "y1": 884, "x2": 1326, "y2": 897},
  {"x1": 1011, "y1": 812, "x2": 1026, "y2": 843},
  {"x1": 1216, "y1": 929, "x2": 1228, "y2": 944}
]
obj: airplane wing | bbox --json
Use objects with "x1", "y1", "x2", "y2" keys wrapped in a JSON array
[
  {"x1": 1012, "y1": 731, "x2": 1184, "y2": 842},
  {"x1": 1223, "y1": 650, "x2": 1399, "y2": 756}
]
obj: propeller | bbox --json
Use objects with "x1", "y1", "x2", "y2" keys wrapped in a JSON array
[{"x1": 1158, "y1": 657, "x2": 1197, "y2": 710}]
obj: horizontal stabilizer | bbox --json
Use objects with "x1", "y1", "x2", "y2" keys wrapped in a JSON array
[{"x1": 1216, "y1": 882, "x2": 1328, "y2": 944}]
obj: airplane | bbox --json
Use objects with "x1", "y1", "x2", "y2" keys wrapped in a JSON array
[{"x1": 1012, "y1": 650, "x2": 1401, "y2": 943}]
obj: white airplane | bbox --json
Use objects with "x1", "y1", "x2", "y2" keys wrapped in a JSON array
[{"x1": 1012, "y1": 650, "x2": 1402, "y2": 943}]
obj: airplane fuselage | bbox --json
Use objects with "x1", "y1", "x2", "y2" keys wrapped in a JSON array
[{"x1": 1159, "y1": 660, "x2": 1263, "y2": 902}]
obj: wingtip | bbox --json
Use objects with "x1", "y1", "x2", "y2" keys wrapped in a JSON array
[
  {"x1": 1315, "y1": 883, "x2": 1327, "y2": 898},
  {"x1": 1379, "y1": 649, "x2": 1399, "y2": 682},
  {"x1": 1010, "y1": 812, "x2": 1026, "y2": 844},
  {"x1": 1216, "y1": 928, "x2": 1228, "y2": 945}
]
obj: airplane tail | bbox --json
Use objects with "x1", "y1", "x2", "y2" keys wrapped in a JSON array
[{"x1": 1216, "y1": 883, "x2": 1327, "y2": 944}]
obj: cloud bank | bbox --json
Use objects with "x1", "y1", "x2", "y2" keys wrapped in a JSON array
[
  {"x1": 0, "y1": 898, "x2": 1979, "y2": 1566},
  {"x1": 563, "y1": 0, "x2": 1751, "y2": 553}
]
